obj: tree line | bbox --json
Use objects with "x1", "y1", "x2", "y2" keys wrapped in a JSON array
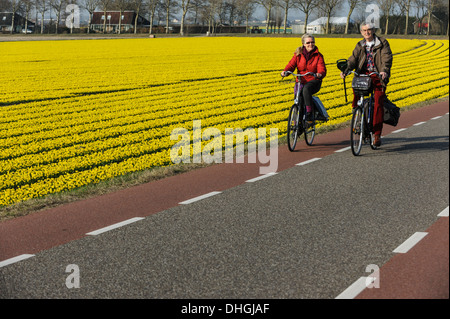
[{"x1": 1, "y1": 0, "x2": 448, "y2": 35}]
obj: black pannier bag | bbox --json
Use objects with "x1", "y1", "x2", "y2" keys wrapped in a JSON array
[
  {"x1": 351, "y1": 76, "x2": 372, "y2": 96},
  {"x1": 383, "y1": 96, "x2": 401, "y2": 126},
  {"x1": 312, "y1": 96, "x2": 329, "y2": 121}
]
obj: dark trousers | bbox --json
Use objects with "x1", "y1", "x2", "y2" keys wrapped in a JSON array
[{"x1": 298, "y1": 80, "x2": 322, "y2": 110}]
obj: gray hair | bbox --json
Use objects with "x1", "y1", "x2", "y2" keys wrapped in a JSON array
[
  {"x1": 360, "y1": 22, "x2": 375, "y2": 31},
  {"x1": 301, "y1": 33, "x2": 315, "y2": 44}
]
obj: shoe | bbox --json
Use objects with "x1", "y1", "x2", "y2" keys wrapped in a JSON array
[
  {"x1": 306, "y1": 112, "x2": 313, "y2": 121},
  {"x1": 373, "y1": 134, "x2": 381, "y2": 147}
]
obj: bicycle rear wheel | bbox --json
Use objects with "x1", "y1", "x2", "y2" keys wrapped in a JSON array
[
  {"x1": 287, "y1": 104, "x2": 300, "y2": 151},
  {"x1": 304, "y1": 112, "x2": 315, "y2": 146},
  {"x1": 351, "y1": 108, "x2": 364, "y2": 156}
]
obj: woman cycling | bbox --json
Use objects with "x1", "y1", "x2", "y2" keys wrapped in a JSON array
[{"x1": 281, "y1": 33, "x2": 327, "y2": 120}]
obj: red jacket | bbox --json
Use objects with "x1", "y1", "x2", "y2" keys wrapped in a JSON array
[{"x1": 284, "y1": 46, "x2": 327, "y2": 84}]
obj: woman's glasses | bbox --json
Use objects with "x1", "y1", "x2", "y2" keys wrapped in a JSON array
[{"x1": 305, "y1": 41, "x2": 315, "y2": 44}]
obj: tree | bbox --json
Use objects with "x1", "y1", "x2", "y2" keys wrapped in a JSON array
[
  {"x1": 35, "y1": 0, "x2": 49, "y2": 34},
  {"x1": 81, "y1": 0, "x2": 99, "y2": 33},
  {"x1": 179, "y1": 0, "x2": 191, "y2": 35},
  {"x1": 279, "y1": 0, "x2": 294, "y2": 34},
  {"x1": 293, "y1": 0, "x2": 318, "y2": 34},
  {"x1": 9, "y1": 0, "x2": 21, "y2": 33},
  {"x1": 146, "y1": 0, "x2": 159, "y2": 34},
  {"x1": 377, "y1": 0, "x2": 395, "y2": 34},
  {"x1": 98, "y1": 0, "x2": 111, "y2": 33},
  {"x1": 50, "y1": 0, "x2": 66, "y2": 34},
  {"x1": 257, "y1": 0, "x2": 275, "y2": 34},
  {"x1": 344, "y1": 0, "x2": 362, "y2": 34},
  {"x1": 130, "y1": 0, "x2": 144, "y2": 33},
  {"x1": 237, "y1": 0, "x2": 256, "y2": 34},
  {"x1": 22, "y1": 0, "x2": 34, "y2": 34},
  {"x1": 318, "y1": 0, "x2": 343, "y2": 34}
]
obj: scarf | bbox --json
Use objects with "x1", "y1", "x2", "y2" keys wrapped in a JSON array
[{"x1": 302, "y1": 46, "x2": 314, "y2": 62}]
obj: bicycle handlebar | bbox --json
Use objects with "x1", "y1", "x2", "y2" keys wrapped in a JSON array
[
  {"x1": 282, "y1": 71, "x2": 317, "y2": 78},
  {"x1": 347, "y1": 70, "x2": 380, "y2": 77}
]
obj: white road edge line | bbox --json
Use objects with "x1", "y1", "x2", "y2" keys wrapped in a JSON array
[
  {"x1": 438, "y1": 206, "x2": 449, "y2": 217},
  {"x1": 0, "y1": 254, "x2": 35, "y2": 268},
  {"x1": 413, "y1": 121, "x2": 426, "y2": 126},
  {"x1": 335, "y1": 277, "x2": 371, "y2": 299},
  {"x1": 86, "y1": 217, "x2": 145, "y2": 236},
  {"x1": 179, "y1": 191, "x2": 222, "y2": 204},
  {"x1": 335, "y1": 146, "x2": 351, "y2": 153},
  {"x1": 431, "y1": 116, "x2": 442, "y2": 120},
  {"x1": 245, "y1": 172, "x2": 277, "y2": 183},
  {"x1": 393, "y1": 232, "x2": 428, "y2": 254},
  {"x1": 392, "y1": 128, "x2": 407, "y2": 134},
  {"x1": 296, "y1": 158, "x2": 321, "y2": 166}
]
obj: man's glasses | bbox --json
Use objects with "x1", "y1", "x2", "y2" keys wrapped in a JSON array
[{"x1": 361, "y1": 29, "x2": 372, "y2": 33}]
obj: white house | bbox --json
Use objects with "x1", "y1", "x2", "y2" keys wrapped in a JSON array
[
  {"x1": 291, "y1": 20, "x2": 305, "y2": 34},
  {"x1": 307, "y1": 17, "x2": 354, "y2": 34}
]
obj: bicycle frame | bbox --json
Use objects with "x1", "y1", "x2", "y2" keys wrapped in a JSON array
[
  {"x1": 348, "y1": 71, "x2": 379, "y2": 155},
  {"x1": 283, "y1": 71, "x2": 317, "y2": 151}
]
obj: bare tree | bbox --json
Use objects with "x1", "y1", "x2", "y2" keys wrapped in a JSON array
[
  {"x1": 257, "y1": 0, "x2": 275, "y2": 34},
  {"x1": 50, "y1": 0, "x2": 66, "y2": 34},
  {"x1": 344, "y1": 0, "x2": 363, "y2": 34},
  {"x1": 9, "y1": 0, "x2": 22, "y2": 33},
  {"x1": 146, "y1": 0, "x2": 159, "y2": 34},
  {"x1": 98, "y1": 0, "x2": 111, "y2": 33},
  {"x1": 293, "y1": 0, "x2": 318, "y2": 34},
  {"x1": 130, "y1": 0, "x2": 143, "y2": 33},
  {"x1": 81, "y1": 0, "x2": 99, "y2": 33},
  {"x1": 279, "y1": 0, "x2": 294, "y2": 34},
  {"x1": 377, "y1": 0, "x2": 395, "y2": 34},
  {"x1": 425, "y1": 0, "x2": 438, "y2": 35},
  {"x1": 318, "y1": 0, "x2": 343, "y2": 34},
  {"x1": 22, "y1": 0, "x2": 33, "y2": 34},
  {"x1": 35, "y1": 0, "x2": 49, "y2": 34},
  {"x1": 237, "y1": 0, "x2": 256, "y2": 33},
  {"x1": 179, "y1": 0, "x2": 191, "y2": 35}
]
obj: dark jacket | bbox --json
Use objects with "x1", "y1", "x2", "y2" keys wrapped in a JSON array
[{"x1": 346, "y1": 35, "x2": 393, "y2": 86}]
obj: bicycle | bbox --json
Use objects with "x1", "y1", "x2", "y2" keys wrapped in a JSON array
[
  {"x1": 282, "y1": 71, "x2": 322, "y2": 152},
  {"x1": 347, "y1": 71, "x2": 380, "y2": 156}
]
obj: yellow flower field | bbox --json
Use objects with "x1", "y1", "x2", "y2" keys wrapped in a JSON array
[{"x1": 0, "y1": 37, "x2": 448, "y2": 206}]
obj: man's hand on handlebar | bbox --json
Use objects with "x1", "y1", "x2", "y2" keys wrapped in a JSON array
[{"x1": 379, "y1": 72, "x2": 388, "y2": 80}]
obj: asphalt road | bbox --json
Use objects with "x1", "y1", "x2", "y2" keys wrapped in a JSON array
[{"x1": 0, "y1": 105, "x2": 448, "y2": 302}]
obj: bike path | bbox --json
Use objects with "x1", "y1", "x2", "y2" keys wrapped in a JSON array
[{"x1": 0, "y1": 101, "x2": 448, "y2": 299}]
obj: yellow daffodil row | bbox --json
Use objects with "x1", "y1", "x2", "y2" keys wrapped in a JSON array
[{"x1": 0, "y1": 37, "x2": 448, "y2": 206}]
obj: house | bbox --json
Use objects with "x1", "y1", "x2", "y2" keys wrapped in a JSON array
[
  {"x1": 291, "y1": 20, "x2": 305, "y2": 34},
  {"x1": 0, "y1": 12, "x2": 35, "y2": 33},
  {"x1": 414, "y1": 11, "x2": 448, "y2": 35},
  {"x1": 306, "y1": 17, "x2": 354, "y2": 34},
  {"x1": 90, "y1": 11, "x2": 150, "y2": 33}
]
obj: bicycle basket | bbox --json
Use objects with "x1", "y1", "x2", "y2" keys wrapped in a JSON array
[{"x1": 352, "y1": 76, "x2": 372, "y2": 96}]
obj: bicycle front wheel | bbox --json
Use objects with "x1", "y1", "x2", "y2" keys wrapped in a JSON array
[
  {"x1": 287, "y1": 104, "x2": 300, "y2": 152},
  {"x1": 351, "y1": 108, "x2": 364, "y2": 156}
]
